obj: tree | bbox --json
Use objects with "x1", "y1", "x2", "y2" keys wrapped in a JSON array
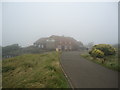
[
  {"x1": 87, "y1": 42, "x2": 94, "y2": 50},
  {"x1": 2, "y1": 44, "x2": 21, "y2": 58}
]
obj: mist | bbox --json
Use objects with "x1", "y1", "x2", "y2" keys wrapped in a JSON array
[{"x1": 2, "y1": 2, "x2": 118, "y2": 47}]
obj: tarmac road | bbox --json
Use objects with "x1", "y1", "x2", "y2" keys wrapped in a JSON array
[{"x1": 60, "y1": 51, "x2": 118, "y2": 88}]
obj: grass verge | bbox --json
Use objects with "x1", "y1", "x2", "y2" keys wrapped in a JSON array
[
  {"x1": 2, "y1": 51, "x2": 69, "y2": 88},
  {"x1": 81, "y1": 52, "x2": 120, "y2": 72}
]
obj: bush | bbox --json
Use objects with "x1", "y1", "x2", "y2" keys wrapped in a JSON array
[
  {"x1": 89, "y1": 44, "x2": 116, "y2": 63},
  {"x1": 92, "y1": 44, "x2": 116, "y2": 56},
  {"x1": 89, "y1": 49, "x2": 104, "y2": 58}
]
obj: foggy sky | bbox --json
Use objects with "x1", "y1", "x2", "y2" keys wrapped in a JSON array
[{"x1": 2, "y1": 2, "x2": 118, "y2": 47}]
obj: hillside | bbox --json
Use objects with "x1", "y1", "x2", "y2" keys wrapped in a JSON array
[{"x1": 2, "y1": 52, "x2": 69, "y2": 88}]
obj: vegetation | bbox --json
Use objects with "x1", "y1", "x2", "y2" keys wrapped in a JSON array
[
  {"x1": 89, "y1": 44, "x2": 116, "y2": 63},
  {"x1": 2, "y1": 52, "x2": 69, "y2": 88},
  {"x1": 81, "y1": 44, "x2": 119, "y2": 71},
  {"x1": 2, "y1": 44, "x2": 21, "y2": 58},
  {"x1": 89, "y1": 49, "x2": 104, "y2": 58},
  {"x1": 81, "y1": 53, "x2": 119, "y2": 71},
  {"x1": 2, "y1": 44, "x2": 48, "y2": 58},
  {"x1": 86, "y1": 42, "x2": 94, "y2": 50},
  {"x1": 89, "y1": 44, "x2": 116, "y2": 56}
]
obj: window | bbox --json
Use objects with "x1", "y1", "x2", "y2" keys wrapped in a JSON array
[
  {"x1": 65, "y1": 46, "x2": 67, "y2": 49},
  {"x1": 51, "y1": 39, "x2": 55, "y2": 42},
  {"x1": 69, "y1": 46, "x2": 72, "y2": 49},
  {"x1": 41, "y1": 45, "x2": 44, "y2": 48},
  {"x1": 38, "y1": 45, "x2": 41, "y2": 48},
  {"x1": 46, "y1": 39, "x2": 49, "y2": 41},
  {"x1": 58, "y1": 45, "x2": 61, "y2": 49},
  {"x1": 46, "y1": 39, "x2": 55, "y2": 42}
]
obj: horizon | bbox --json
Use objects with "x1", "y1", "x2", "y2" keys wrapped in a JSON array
[{"x1": 1, "y1": 34, "x2": 119, "y2": 47}]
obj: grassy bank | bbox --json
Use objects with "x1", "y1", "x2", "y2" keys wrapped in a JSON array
[
  {"x1": 2, "y1": 52, "x2": 69, "y2": 88},
  {"x1": 81, "y1": 52, "x2": 120, "y2": 72}
]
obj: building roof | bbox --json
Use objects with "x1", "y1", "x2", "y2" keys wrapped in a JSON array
[{"x1": 34, "y1": 35, "x2": 78, "y2": 44}]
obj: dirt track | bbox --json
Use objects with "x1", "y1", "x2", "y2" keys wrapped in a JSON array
[{"x1": 60, "y1": 51, "x2": 118, "y2": 88}]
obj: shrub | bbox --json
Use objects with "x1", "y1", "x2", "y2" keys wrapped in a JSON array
[
  {"x1": 89, "y1": 44, "x2": 116, "y2": 63},
  {"x1": 92, "y1": 44, "x2": 116, "y2": 56},
  {"x1": 89, "y1": 49, "x2": 104, "y2": 58}
]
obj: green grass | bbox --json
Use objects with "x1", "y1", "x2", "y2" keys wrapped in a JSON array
[
  {"x1": 2, "y1": 52, "x2": 69, "y2": 88},
  {"x1": 81, "y1": 52, "x2": 120, "y2": 72}
]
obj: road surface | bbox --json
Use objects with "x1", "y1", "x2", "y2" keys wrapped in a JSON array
[{"x1": 60, "y1": 51, "x2": 118, "y2": 88}]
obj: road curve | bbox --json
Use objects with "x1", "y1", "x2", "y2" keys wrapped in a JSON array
[{"x1": 60, "y1": 51, "x2": 118, "y2": 88}]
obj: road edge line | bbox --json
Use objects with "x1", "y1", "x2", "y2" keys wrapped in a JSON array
[{"x1": 59, "y1": 52, "x2": 75, "y2": 89}]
